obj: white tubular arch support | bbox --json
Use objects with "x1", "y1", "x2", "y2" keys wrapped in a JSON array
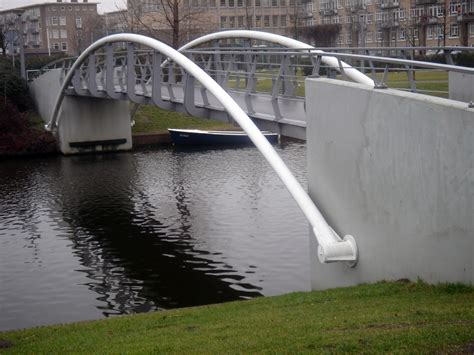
[
  {"x1": 178, "y1": 30, "x2": 374, "y2": 87},
  {"x1": 46, "y1": 33, "x2": 358, "y2": 265}
]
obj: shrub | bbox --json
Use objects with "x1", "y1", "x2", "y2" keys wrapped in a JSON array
[
  {"x1": 0, "y1": 99, "x2": 57, "y2": 156},
  {"x1": 0, "y1": 56, "x2": 33, "y2": 112},
  {"x1": 26, "y1": 53, "x2": 68, "y2": 71}
]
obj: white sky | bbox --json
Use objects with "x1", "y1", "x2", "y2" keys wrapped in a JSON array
[{"x1": 0, "y1": 0, "x2": 127, "y2": 14}]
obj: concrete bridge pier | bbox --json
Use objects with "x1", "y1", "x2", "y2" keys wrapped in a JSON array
[
  {"x1": 306, "y1": 78, "x2": 474, "y2": 289},
  {"x1": 56, "y1": 96, "x2": 131, "y2": 155},
  {"x1": 29, "y1": 69, "x2": 132, "y2": 155}
]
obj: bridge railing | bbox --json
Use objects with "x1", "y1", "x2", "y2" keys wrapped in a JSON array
[{"x1": 182, "y1": 46, "x2": 474, "y2": 103}]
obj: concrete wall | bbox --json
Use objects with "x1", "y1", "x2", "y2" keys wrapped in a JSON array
[
  {"x1": 449, "y1": 72, "x2": 474, "y2": 104},
  {"x1": 58, "y1": 96, "x2": 132, "y2": 155},
  {"x1": 29, "y1": 69, "x2": 62, "y2": 124},
  {"x1": 29, "y1": 70, "x2": 132, "y2": 155},
  {"x1": 306, "y1": 78, "x2": 474, "y2": 289}
]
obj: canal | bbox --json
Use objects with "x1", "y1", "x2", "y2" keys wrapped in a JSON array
[{"x1": 0, "y1": 141, "x2": 309, "y2": 331}]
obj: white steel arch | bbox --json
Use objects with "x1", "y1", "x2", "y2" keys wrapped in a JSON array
[
  {"x1": 46, "y1": 33, "x2": 358, "y2": 266},
  {"x1": 178, "y1": 30, "x2": 375, "y2": 87}
]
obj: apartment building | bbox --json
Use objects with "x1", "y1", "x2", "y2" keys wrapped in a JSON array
[
  {"x1": 124, "y1": 0, "x2": 314, "y2": 46},
  {"x1": 315, "y1": 0, "x2": 474, "y2": 47},
  {"x1": 0, "y1": 0, "x2": 101, "y2": 56}
]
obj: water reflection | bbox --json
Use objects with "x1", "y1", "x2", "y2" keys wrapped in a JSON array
[
  {"x1": 0, "y1": 143, "x2": 308, "y2": 331},
  {"x1": 56, "y1": 153, "x2": 262, "y2": 316}
]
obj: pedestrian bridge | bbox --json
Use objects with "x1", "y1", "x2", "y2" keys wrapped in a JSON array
[{"x1": 28, "y1": 31, "x2": 474, "y2": 288}]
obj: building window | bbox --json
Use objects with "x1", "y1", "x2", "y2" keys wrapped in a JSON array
[
  {"x1": 209, "y1": 0, "x2": 216, "y2": 7},
  {"x1": 220, "y1": 0, "x2": 226, "y2": 6},
  {"x1": 229, "y1": 16, "x2": 235, "y2": 27},
  {"x1": 51, "y1": 29, "x2": 59, "y2": 39},
  {"x1": 470, "y1": 22, "x2": 474, "y2": 36},
  {"x1": 75, "y1": 7, "x2": 80, "y2": 11},
  {"x1": 427, "y1": 25, "x2": 433, "y2": 39},
  {"x1": 53, "y1": 42, "x2": 60, "y2": 50},
  {"x1": 255, "y1": 0, "x2": 261, "y2": 6},
  {"x1": 83, "y1": 6, "x2": 87, "y2": 11},
  {"x1": 256, "y1": 15, "x2": 262, "y2": 27},
  {"x1": 60, "y1": 6, "x2": 65, "y2": 11},
  {"x1": 60, "y1": 29, "x2": 67, "y2": 38},
  {"x1": 280, "y1": 15, "x2": 286, "y2": 26},
  {"x1": 220, "y1": 16, "x2": 227, "y2": 27},
  {"x1": 376, "y1": 30, "x2": 383, "y2": 41},
  {"x1": 229, "y1": 0, "x2": 235, "y2": 6},
  {"x1": 59, "y1": 16, "x2": 66, "y2": 25},
  {"x1": 76, "y1": 16, "x2": 82, "y2": 28},
  {"x1": 264, "y1": 15, "x2": 270, "y2": 27},
  {"x1": 450, "y1": 23, "x2": 459, "y2": 37},
  {"x1": 68, "y1": 6, "x2": 72, "y2": 11},
  {"x1": 400, "y1": 28, "x2": 405, "y2": 40},
  {"x1": 272, "y1": 15, "x2": 278, "y2": 27},
  {"x1": 90, "y1": 6, "x2": 95, "y2": 11},
  {"x1": 51, "y1": 6, "x2": 57, "y2": 11},
  {"x1": 366, "y1": 31, "x2": 373, "y2": 42},
  {"x1": 238, "y1": 16, "x2": 244, "y2": 27},
  {"x1": 51, "y1": 16, "x2": 58, "y2": 25},
  {"x1": 61, "y1": 42, "x2": 68, "y2": 51}
]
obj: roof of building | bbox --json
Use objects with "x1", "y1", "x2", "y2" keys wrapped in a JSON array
[{"x1": 0, "y1": 1, "x2": 99, "y2": 14}]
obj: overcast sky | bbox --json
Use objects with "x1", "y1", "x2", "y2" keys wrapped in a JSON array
[{"x1": 0, "y1": 0, "x2": 126, "y2": 14}]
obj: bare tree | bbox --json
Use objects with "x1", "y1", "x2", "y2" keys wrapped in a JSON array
[
  {"x1": 288, "y1": 0, "x2": 309, "y2": 40},
  {"x1": 71, "y1": 14, "x2": 105, "y2": 55},
  {"x1": 126, "y1": 0, "x2": 214, "y2": 48},
  {"x1": 302, "y1": 23, "x2": 341, "y2": 46},
  {"x1": 0, "y1": 21, "x2": 15, "y2": 56}
]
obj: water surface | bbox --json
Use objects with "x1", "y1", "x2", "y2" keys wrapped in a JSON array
[{"x1": 0, "y1": 142, "x2": 309, "y2": 331}]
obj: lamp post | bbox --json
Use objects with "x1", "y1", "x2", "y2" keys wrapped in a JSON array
[{"x1": 13, "y1": 9, "x2": 26, "y2": 80}]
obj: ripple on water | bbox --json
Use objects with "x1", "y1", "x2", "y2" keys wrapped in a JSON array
[{"x1": 0, "y1": 142, "x2": 310, "y2": 331}]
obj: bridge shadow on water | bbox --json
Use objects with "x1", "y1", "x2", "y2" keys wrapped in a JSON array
[{"x1": 56, "y1": 152, "x2": 263, "y2": 317}]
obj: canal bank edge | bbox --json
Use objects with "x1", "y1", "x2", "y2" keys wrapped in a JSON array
[{"x1": 0, "y1": 281, "x2": 473, "y2": 353}]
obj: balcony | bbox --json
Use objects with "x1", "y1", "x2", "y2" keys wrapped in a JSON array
[
  {"x1": 349, "y1": 4, "x2": 366, "y2": 12},
  {"x1": 416, "y1": 15, "x2": 438, "y2": 24},
  {"x1": 415, "y1": 0, "x2": 438, "y2": 5},
  {"x1": 380, "y1": 20, "x2": 399, "y2": 28},
  {"x1": 320, "y1": 8, "x2": 337, "y2": 15},
  {"x1": 457, "y1": 12, "x2": 474, "y2": 21},
  {"x1": 380, "y1": 1, "x2": 399, "y2": 9}
]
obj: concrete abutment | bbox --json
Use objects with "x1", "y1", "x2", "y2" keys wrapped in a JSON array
[
  {"x1": 306, "y1": 78, "x2": 474, "y2": 289},
  {"x1": 29, "y1": 69, "x2": 132, "y2": 155}
]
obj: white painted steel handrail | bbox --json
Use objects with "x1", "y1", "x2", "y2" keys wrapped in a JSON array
[
  {"x1": 45, "y1": 33, "x2": 358, "y2": 266},
  {"x1": 177, "y1": 30, "x2": 374, "y2": 87}
]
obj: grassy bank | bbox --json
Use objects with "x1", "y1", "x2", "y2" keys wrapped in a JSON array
[
  {"x1": 1, "y1": 281, "x2": 473, "y2": 353},
  {"x1": 132, "y1": 105, "x2": 234, "y2": 134}
]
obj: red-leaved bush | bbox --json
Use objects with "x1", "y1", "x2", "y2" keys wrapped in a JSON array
[{"x1": 0, "y1": 99, "x2": 57, "y2": 156}]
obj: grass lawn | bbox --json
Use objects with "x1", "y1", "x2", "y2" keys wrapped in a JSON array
[
  {"x1": 226, "y1": 69, "x2": 448, "y2": 99},
  {"x1": 132, "y1": 104, "x2": 234, "y2": 134},
  {"x1": 1, "y1": 281, "x2": 473, "y2": 353}
]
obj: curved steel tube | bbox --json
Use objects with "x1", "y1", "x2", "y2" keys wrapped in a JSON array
[
  {"x1": 46, "y1": 33, "x2": 358, "y2": 265},
  {"x1": 177, "y1": 30, "x2": 374, "y2": 87}
]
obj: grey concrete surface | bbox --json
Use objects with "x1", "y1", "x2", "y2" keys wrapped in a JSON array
[
  {"x1": 29, "y1": 70, "x2": 132, "y2": 155},
  {"x1": 306, "y1": 78, "x2": 474, "y2": 289},
  {"x1": 28, "y1": 69, "x2": 62, "y2": 124},
  {"x1": 58, "y1": 96, "x2": 132, "y2": 154},
  {"x1": 449, "y1": 71, "x2": 474, "y2": 104}
]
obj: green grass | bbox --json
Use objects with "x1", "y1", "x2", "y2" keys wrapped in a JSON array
[
  {"x1": 226, "y1": 69, "x2": 448, "y2": 99},
  {"x1": 1, "y1": 281, "x2": 473, "y2": 353},
  {"x1": 132, "y1": 104, "x2": 234, "y2": 134},
  {"x1": 379, "y1": 70, "x2": 449, "y2": 98}
]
